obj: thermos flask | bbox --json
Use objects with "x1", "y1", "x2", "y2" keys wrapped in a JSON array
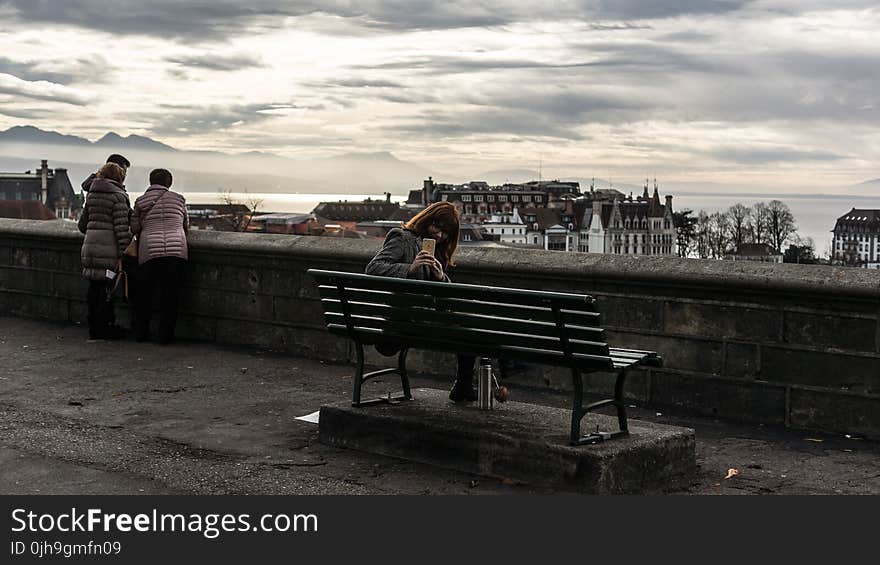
[{"x1": 477, "y1": 357, "x2": 493, "y2": 410}]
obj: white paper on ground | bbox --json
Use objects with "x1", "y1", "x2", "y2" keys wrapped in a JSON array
[{"x1": 294, "y1": 410, "x2": 320, "y2": 424}]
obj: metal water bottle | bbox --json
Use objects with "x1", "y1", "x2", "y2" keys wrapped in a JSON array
[{"x1": 477, "y1": 357, "x2": 494, "y2": 410}]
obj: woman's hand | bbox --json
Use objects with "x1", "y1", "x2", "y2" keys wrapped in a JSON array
[{"x1": 408, "y1": 251, "x2": 444, "y2": 280}]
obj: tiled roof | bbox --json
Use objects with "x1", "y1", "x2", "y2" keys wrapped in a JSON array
[
  {"x1": 0, "y1": 200, "x2": 56, "y2": 220},
  {"x1": 313, "y1": 201, "x2": 401, "y2": 222},
  {"x1": 731, "y1": 243, "x2": 781, "y2": 256}
]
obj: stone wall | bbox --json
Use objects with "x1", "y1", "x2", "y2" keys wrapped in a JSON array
[{"x1": 2, "y1": 218, "x2": 878, "y2": 438}]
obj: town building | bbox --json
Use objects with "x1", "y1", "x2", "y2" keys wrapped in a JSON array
[
  {"x1": 245, "y1": 213, "x2": 316, "y2": 235},
  {"x1": 723, "y1": 243, "x2": 783, "y2": 263},
  {"x1": 831, "y1": 208, "x2": 880, "y2": 268},
  {"x1": 187, "y1": 203, "x2": 252, "y2": 231},
  {"x1": 414, "y1": 177, "x2": 677, "y2": 256},
  {"x1": 0, "y1": 160, "x2": 81, "y2": 219}
]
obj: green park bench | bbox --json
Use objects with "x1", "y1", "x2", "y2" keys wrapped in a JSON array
[{"x1": 308, "y1": 269, "x2": 662, "y2": 446}]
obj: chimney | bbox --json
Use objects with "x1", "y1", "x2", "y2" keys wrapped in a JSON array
[
  {"x1": 40, "y1": 160, "x2": 49, "y2": 204},
  {"x1": 385, "y1": 192, "x2": 391, "y2": 203},
  {"x1": 665, "y1": 194, "x2": 673, "y2": 212},
  {"x1": 422, "y1": 176, "x2": 434, "y2": 207}
]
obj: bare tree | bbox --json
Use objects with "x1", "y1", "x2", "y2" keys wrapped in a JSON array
[
  {"x1": 673, "y1": 209, "x2": 698, "y2": 258},
  {"x1": 767, "y1": 200, "x2": 797, "y2": 252},
  {"x1": 750, "y1": 202, "x2": 770, "y2": 244},
  {"x1": 728, "y1": 203, "x2": 751, "y2": 250},
  {"x1": 694, "y1": 210, "x2": 711, "y2": 259},
  {"x1": 219, "y1": 189, "x2": 264, "y2": 232},
  {"x1": 707, "y1": 211, "x2": 732, "y2": 259}
]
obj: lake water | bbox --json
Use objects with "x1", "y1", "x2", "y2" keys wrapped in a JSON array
[{"x1": 130, "y1": 190, "x2": 880, "y2": 257}]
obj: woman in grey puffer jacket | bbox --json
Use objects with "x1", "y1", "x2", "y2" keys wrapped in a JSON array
[
  {"x1": 365, "y1": 202, "x2": 478, "y2": 403},
  {"x1": 131, "y1": 168, "x2": 189, "y2": 344},
  {"x1": 77, "y1": 162, "x2": 132, "y2": 340}
]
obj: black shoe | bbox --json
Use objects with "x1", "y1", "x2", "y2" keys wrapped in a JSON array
[
  {"x1": 104, "y1": 325, "x2": 128, "y2": 340},
  {"x1": 449, "y1": 379, "x2": 478, "y2": 403}
]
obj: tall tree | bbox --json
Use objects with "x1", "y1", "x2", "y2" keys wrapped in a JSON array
[
  {"x1": 728, "y1": 203, "x2": 751, "y2": 250},
  {"x1": 707, "y1": 211, "x2": 732, "y2": 259},
  {"x1": 750, "y1": 202, "x2": 770, "y2": 244},
  {"x1": 694, "y1": 210, "x2": 711, "y2": 259},
  {"x1": 673, "y1": 209, "x2": 697, "y2": 257},
  {"x1": 767, "y1": 200, "x2": 797, "y2": 252}
]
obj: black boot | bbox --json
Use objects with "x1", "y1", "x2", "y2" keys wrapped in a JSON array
[{"x1": 449, "y1": 377, "x2": 477, "y2": 402}]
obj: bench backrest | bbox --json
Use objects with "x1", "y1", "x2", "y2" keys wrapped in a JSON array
[{"x1": 309, "y1": 269, "x2": 615, "y2": 372}]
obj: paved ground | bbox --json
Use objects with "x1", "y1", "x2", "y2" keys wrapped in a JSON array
[{"x1": 1, "y1": 316, "x2": 878, "y2": 495}]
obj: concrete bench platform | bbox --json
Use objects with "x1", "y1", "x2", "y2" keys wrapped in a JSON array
[{"x1": 319, "y1": 388, "x2": 697, "y2": 493}]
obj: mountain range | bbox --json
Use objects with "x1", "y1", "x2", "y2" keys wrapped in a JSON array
[{"x1": 0, "y1": 126, "x2": 433, "y2": 194}]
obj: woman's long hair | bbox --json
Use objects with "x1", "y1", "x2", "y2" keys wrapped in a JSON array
[{"x1": 404, "y1": 201, "x2": 461, "y2": 267}]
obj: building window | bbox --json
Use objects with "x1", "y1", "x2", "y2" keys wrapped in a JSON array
[
  {"x1": 461, "y1": 194, "x2": 471, "y2": 201},
  {"x1": 499, "y1": 195, "x2": 508, "y2": 202},
  {"x1": 487, "y1": 195, "x2": 495, "y2": 202},
  {"x1": 475, "y1": 195, "x2": 483, "y2": 202}
]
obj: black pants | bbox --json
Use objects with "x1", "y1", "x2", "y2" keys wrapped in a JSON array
[
  {"x1": 121, "y1": 254, "x2": 139, "y2": 328},
  {"x1": 135, "y1": 257, "x2": 186, "y2": 343},
  {"x1": 456, "y1": 355, "x2": 477, "y2": 382},
  {"x1": 86, "y1": 279, "x2": 116, "y2": 338}
]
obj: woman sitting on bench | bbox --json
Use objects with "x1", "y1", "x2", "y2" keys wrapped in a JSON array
[{"x1": 365, "y1": 202, "x2": 477, "y2": 403}]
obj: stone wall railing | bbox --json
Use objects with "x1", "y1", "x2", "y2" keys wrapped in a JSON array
[{"x1": 2, "y1": 218, "x2": 878, "y2": 438}]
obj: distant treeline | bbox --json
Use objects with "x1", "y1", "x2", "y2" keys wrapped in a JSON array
[{"x1": 674, "y1": 200, "x2": 817, "y2": 263}]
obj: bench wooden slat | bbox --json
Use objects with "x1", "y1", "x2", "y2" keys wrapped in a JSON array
[
  {"x1": 324, "y1": 313, "x2": 611, "y2": 358},
  {"x1": 319, "y1": 286, "x2": 601, "y2": 325},
  {"x1": 320, "y1": 299, "x2": 607, "y2": 344},
  {"x1": 326, "y1": 323, "x2": 615, "y2": 371},
  {"x1": 311, "y1": 271, "x2": 598, "y2": 310}
]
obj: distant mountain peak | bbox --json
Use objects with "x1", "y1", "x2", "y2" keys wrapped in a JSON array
[
  {"x1": 0, "y1": 125, "x2": 92, "y2": 146},
  {"x1": 95, "y1": 131, "x2": 176, "y2": 151}
]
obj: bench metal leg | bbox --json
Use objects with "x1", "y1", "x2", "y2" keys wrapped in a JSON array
[
  {"x1": 569, "y1": 368, "x2": 630, "y2": 446},
  {"x1": 351, "y1": 340, "x2": 413, "y2": 407}
]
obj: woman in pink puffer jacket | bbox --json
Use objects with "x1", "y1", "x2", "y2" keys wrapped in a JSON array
[{"x1": 131, "y1": 168, "x2": 189, "y2": 344}]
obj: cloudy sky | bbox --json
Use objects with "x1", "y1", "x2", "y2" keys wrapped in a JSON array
[{"x1": 0, "y1": 0, "x2": 878, "y2": 187}]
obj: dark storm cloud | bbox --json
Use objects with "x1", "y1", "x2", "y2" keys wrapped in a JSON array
[
  {"x1": 349, "y1": 43, "x2": 743, "y2": 77},
  {"x1": 0, "y1": 0, "x2": 758, "y2": 40},
  {"x1": 0, "y1": 55, "x2": 114, "y2": 85},
  {"x1": 704, "y1": 145, "x2": 848, "y2": 163},
  {"x1": 0, "y1": 1, "x2": 312, "y2": 41},
  {"x1": 144, "y1": 102, "x2": 300, "y2": 135},
  {"x1": 323, "y1": 79, "x2": 405, "y2": 88},
  {"x1": 386, "y1": 108, "x2": 588, "y2": 140},
  {"x1": 0, "y1": 105, "x2": 46, "y2": 120},
  {"x1": 0, "y1": 75, "x2": 91, "y2": 106},
  {"x1": 165, "y1": 53, "x2": 266, "y2": 72},
  {"x1": 382, "y1": 84, "x2": 659, "y2": 140}
]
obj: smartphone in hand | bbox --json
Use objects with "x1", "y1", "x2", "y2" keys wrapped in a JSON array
[{"x1": 421, "y1": 238, "x2": 436, "y2": 256}]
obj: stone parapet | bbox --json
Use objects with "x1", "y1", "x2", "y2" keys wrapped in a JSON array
[{"x1": 2, "y1": 218, "x2": 878, "y2": 438}]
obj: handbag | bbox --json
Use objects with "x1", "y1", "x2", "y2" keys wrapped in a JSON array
[
  {"x1": 123, "y1": 236, "x2": 138, "y2": 258},
  {"x1": 107, "y1": 258, "x2": 129, "y2": 301}
]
